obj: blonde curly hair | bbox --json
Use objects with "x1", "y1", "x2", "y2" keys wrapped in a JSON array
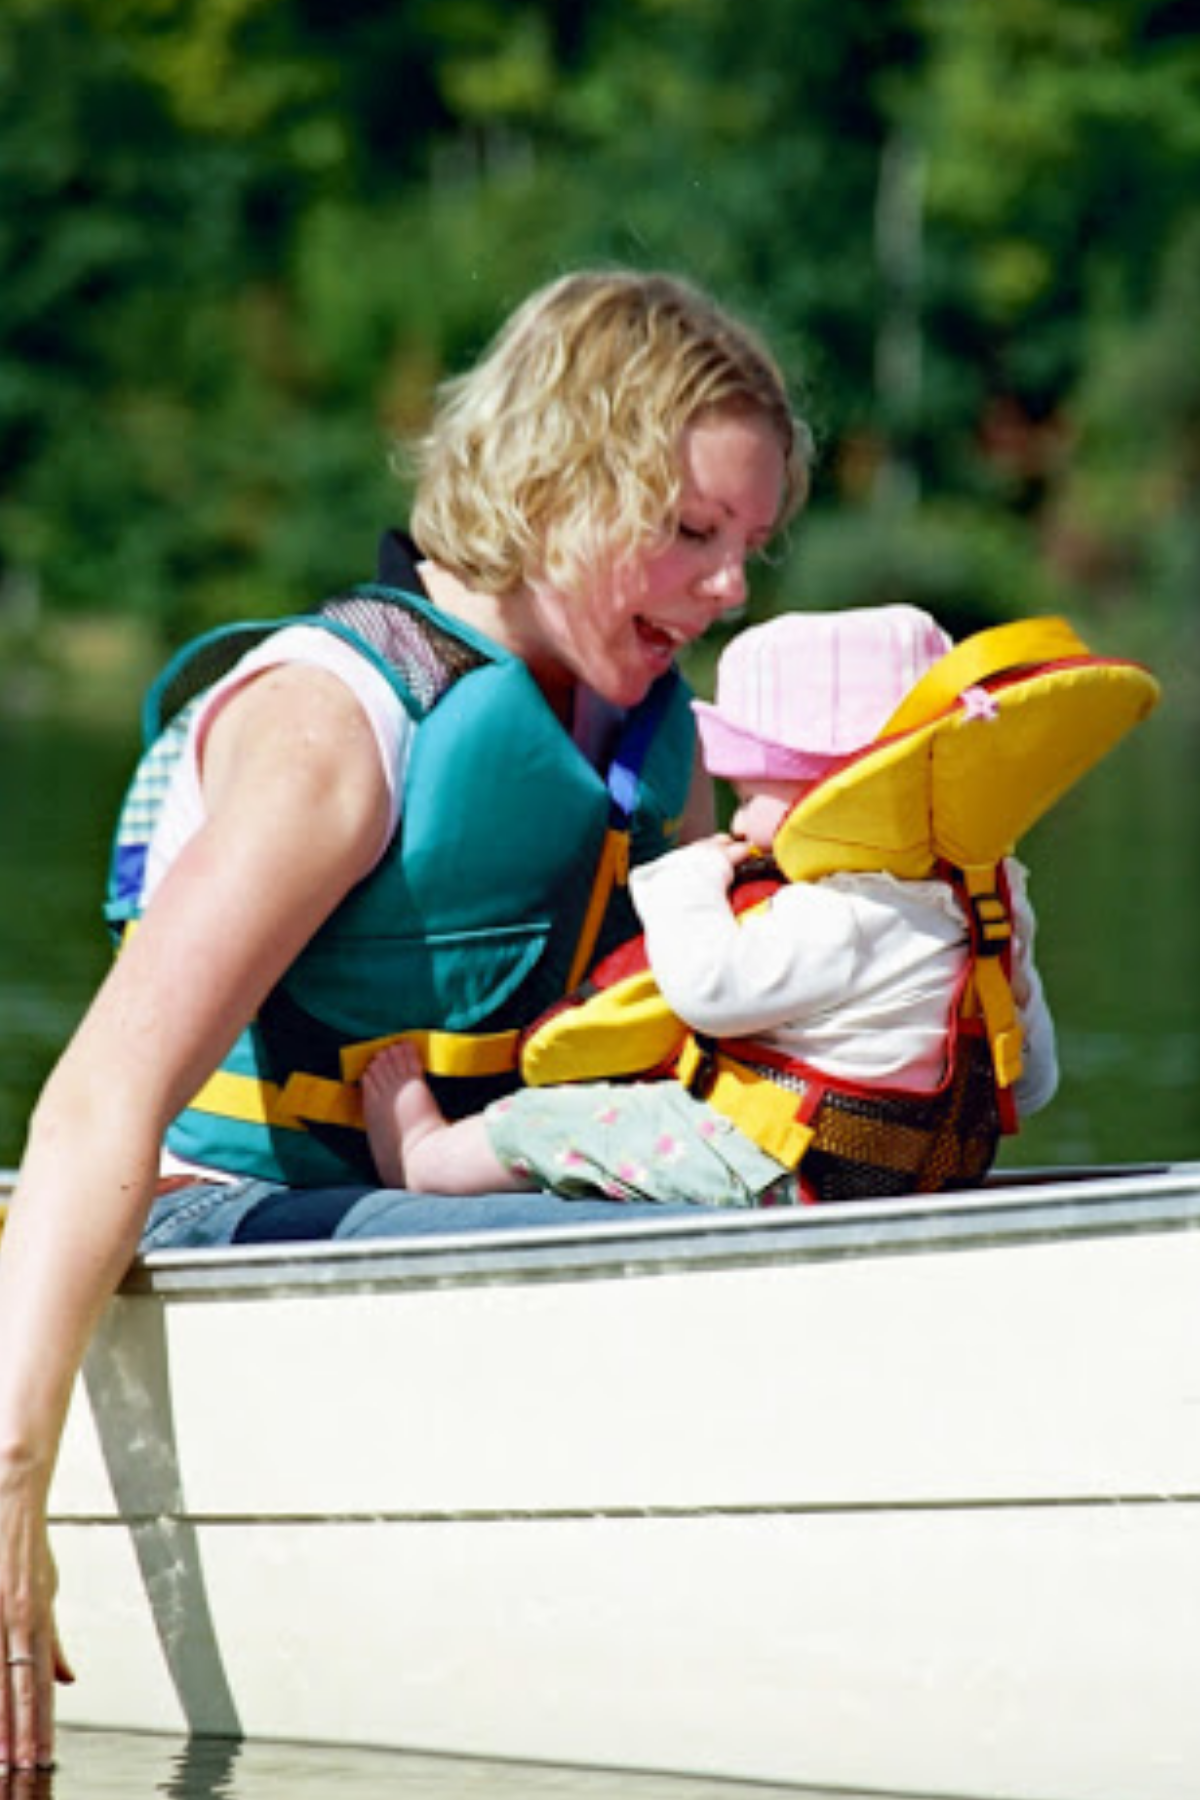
[{"x1": 408, "y1": 269, "x2": 811, "y2": 601}]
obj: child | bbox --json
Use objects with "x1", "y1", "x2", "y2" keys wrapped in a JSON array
[{"x1": 363, "y1": 606, "x2": 1059, "y2": 1207}]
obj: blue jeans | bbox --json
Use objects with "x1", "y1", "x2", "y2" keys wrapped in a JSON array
[{"x1": 141, "y1": 1179, "x2": 705, "y2": 1251}]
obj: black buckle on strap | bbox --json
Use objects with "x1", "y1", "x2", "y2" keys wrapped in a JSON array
[
  {"x1": 969, "y1": 888, "x2": 1012, "y2": 957},
  {"x1": 685, "y1": 1032, "x2": 720, "y2": 1095}
]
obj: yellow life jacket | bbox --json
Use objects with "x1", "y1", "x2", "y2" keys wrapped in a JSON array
[{"x1": 520, "y1": 616, "x2": 1160, "y2": 1196}]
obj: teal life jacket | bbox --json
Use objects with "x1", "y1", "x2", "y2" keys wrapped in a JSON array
[{"x1": 105, "y1": 571, "x2": 696, "y2": 1186}]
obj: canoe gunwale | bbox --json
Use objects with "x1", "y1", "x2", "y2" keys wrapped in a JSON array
[{"x1": 104, "y1": 1160, "x2": 1200, "y2": 1301}]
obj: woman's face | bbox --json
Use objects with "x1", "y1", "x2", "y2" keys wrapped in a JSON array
[{"x1": 524, "y1": 408, "x2": 787, "y2": 712}]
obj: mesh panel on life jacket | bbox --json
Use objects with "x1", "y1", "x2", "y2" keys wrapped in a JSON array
[
  {"x1": 319, "y1": 587, "x2": 489, "y2": 710},
  {"x1": 153, "y1": 627, "x2": 278, "y2": 727},
  {"x1": 799, "y1": 1033, "x2": 1001, "y2": 1203},
  {"x1": 149, "y1": 587, "x2": 489, "y2": 731}
]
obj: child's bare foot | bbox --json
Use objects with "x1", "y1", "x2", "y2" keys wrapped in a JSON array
[{"x1": 362, "y1": 1041, "x2": 449, "y2": 1188}]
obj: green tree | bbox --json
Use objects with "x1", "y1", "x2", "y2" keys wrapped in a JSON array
[
  {"x1": 3, "y1": 0, "x2": 1198, "y2": 648},
  {"x1": 0, "y1": 1, "x2": 267, "y2": 632},
  {"x1": 913, "y1": 0, "x2": 1200, "y2": 456}
]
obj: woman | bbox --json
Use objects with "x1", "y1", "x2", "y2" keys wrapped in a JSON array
[{"x1": 0, "y1": 268, "x2": 808, "y2": 1766}]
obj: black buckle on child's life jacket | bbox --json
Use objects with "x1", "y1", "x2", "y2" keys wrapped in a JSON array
[
  {"x1": 967, "y1": 885, "x2": 1012, "y2": 957},
  {"x1": 684, "y1": 1031, "x2": 721, "y2": 1095}
]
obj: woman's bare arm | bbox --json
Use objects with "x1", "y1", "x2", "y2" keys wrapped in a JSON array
[{"x1": 0, "y1": 663, "x2": 390, "y2": 1769}]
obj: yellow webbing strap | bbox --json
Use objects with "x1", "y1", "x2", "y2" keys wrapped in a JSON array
[
  {"x1": 339, "y1": 1028, "x2": 520, "y2": 1082},
  {"x1": 879, "y1": 616, "x2": 1090, "y2": 739},
  {"x1": 961, "y1": 864, "x2": 1024, "y2": 1091},
  {"x1": 565, "y1": 827, "x2": 631, "y2": 994},
  {"x1": 187, "y1": 1070, "x2": 309, "y2": 1132},
  {"x1": 187, "y1": 1027, "x2": 522, "y2": 1134},
  {"x1": 676, "y1": 1038, "x2": 815, "y2": 1168}
]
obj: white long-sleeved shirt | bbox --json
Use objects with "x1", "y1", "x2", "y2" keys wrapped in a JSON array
[{"x1": 630, "y1": 842, "x2": 1058, "y2": 1116}]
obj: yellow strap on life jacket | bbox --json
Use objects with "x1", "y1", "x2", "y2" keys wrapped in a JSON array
[
  {"x1": 339, "y1": 1028, "x2": 521, "y2": 1083},
  {"x1": 565, "y1": 826, "x2": 631, "y2": 993},
  {"x1": 186, "y1": 1069, "x2": 310, "y2": 1132},
  {"x1": 879, "y1": 616, "x2": 1090, "y2": 737},
  {"x1": 959, "y1": 864, "x2": 1024, "y2": 1090},
  {"x1": 187, "y1": 1027, "x2": 522, "y2": 1134},
  {"x1": 675, "y1": 1038, "x2": 816, "y2": 1168}
]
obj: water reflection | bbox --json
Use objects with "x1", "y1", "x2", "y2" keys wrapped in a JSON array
[
  {"x1": 157, "y1": 1736, "x2": 241, "y2": 1798},
  {"x1": 0, "y1": 1771, "x2": 53, "y2": 1800},
  {"x1": 41, "y1": 1728, "x2": 876, "y2": 1799}
]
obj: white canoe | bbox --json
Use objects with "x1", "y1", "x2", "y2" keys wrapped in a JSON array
[{"x1": 7, "y1": 1163, "x2": 1200, "y2": 1799}]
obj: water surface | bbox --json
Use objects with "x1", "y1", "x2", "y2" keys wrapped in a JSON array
[{"x1": 39, "y1": 1730, "x2": 871, "y2": 1800}]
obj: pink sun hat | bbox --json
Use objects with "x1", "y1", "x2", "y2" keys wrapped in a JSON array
[{"x1": 692, "y1": 604, "x2": 954, "y2": 781}]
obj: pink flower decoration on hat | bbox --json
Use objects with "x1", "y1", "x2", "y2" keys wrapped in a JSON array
[{"x1": 960, "y1": 685, "x2": 1000, "y2": 721}]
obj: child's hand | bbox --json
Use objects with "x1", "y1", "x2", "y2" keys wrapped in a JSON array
[{"x1": 707, "y1": 832, "x2": 759, "y2": 882}]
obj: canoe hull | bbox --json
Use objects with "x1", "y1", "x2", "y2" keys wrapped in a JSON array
[{"x1": 39, "y1": 1164, "x2": 1200, "y2": 1798}]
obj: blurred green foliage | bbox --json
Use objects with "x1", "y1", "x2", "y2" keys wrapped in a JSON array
[{"x1": 1, "y1": 0, "x2": 1197, "y2": 664}]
